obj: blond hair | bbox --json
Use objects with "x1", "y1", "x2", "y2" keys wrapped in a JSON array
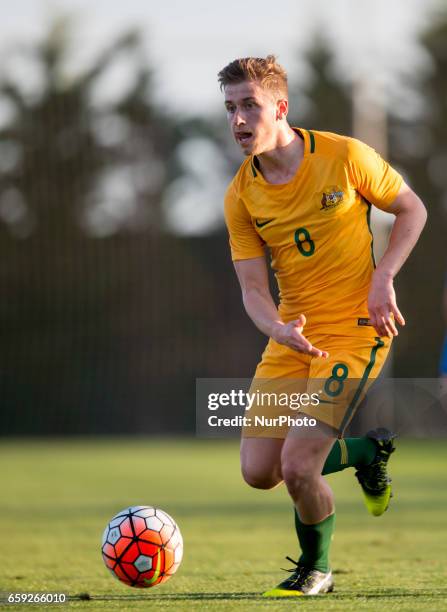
[{"x1": 217, "y1": 55, "x2": 288, "y2": 98}]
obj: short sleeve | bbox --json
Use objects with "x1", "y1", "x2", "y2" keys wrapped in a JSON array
[
  {"x1": 224, "y1": 183, "x2": 265, "y2": 261},
  {"x1": 347, "y1": 138, "x2": 403, "y2": 209}
]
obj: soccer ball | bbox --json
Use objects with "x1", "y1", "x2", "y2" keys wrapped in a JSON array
[{"x1": 101, "y1": 505, "x2": 183, "y2": 588}]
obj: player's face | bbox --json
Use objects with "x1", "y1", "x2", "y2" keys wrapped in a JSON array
[{"x1": 224, "y1": 81, "x2": 283, "y2": 156}]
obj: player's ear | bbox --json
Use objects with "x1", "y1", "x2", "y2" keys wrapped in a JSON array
[{"x1": 276, "y1": 98, "x2": 288, "y2": 120}]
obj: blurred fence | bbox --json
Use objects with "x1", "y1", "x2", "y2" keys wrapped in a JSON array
[
  {"x1": 0, "y1": 231, "x2": 268, "y2": 435},
  {"x1": 0, "y1": 225, "x2": 444, "y2": 436}
]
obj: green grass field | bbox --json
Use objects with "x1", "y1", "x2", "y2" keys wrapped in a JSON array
[{"x1": 0, "y1": 438, "x2": 446, "y2": 611}]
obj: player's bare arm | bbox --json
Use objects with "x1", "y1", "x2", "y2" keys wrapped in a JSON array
[
  {"x1": 234, "y1": 257, "x2": 329, "y2": 358},
  {"x1": 368, "y1": 183, "x2": 427, "y2": 337}
]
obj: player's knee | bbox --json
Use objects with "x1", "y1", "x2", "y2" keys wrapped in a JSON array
[
  {"x1": 241, "y1": 465, "x2": 280, "y2": 490},
  {"x1": 281, "y1": 460, "x2": 317, "y2": 498}
]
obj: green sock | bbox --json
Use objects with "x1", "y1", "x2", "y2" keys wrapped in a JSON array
[
  {"x1": 294, "y1": 510, "x2": 335, "y2": 573},
  {"x1": 322, "y1": 437, "x2": 376, "y2": 476}
]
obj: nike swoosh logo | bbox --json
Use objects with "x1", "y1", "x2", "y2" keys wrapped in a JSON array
[{"x1": 255, "y1": 218, "x2": 274, "y2": 228}]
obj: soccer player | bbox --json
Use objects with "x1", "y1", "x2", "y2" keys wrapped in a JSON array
[{"x1": 218, "y1": 55, "x2": 427, "y2": 596}]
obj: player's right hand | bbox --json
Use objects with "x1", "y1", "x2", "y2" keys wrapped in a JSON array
[{"x1": 271, "y1": 314, "x2": 329, "y2": 358}]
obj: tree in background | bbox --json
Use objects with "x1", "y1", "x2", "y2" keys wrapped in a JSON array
[
  {"x1": 0, "y1": 16, "x2": 176, "y2": 239},
  {"x1": 388, "y1": 10, "x2": 447, "y2": 376},
  {"x1": 0, "y1": 16, "x2": 208, "y2": 435},
  {"x1": 288, "y1": 40, "x2": 352, "y2": 136}
]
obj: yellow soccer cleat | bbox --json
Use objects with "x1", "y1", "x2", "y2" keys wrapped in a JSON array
[
  {"x1": 361, "y1": 482, "x2": 392, "y2": 517},
  {"x1": 355, "y1": 428, "x2": 396, "y2": 517}
]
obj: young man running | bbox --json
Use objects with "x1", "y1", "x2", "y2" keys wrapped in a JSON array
[{"x1": 218, "y1": 55, "x2": 427, "y2": 596}]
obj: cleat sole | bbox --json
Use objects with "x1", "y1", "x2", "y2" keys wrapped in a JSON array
[{"x1": 262, "y1": 589, "x2": 304, "y2": 597}]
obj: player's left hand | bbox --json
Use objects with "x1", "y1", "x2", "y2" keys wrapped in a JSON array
[{"x1": 367, "y1": 272, "x2": 405, "y2": 337}]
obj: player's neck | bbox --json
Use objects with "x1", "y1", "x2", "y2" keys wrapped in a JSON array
[{"x1": 256, "y1": 126, "x2": 303, "y2": 185}]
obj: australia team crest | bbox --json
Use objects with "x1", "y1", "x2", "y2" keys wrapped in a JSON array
[{"x1": 320, "y1": 186, "x2": 345, "y2": 211}]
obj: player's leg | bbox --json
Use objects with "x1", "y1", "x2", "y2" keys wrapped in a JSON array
[
  {"x1": 320, "y1": 430, "x2": 396, "y2": 516},
  {"x1": 322, "y1": 433, "x2": 377, "y2": 475},
  {"x1": 263, "y1": 427, "x2": 336, "y2": 597},
  {"x1": 241, "y1": 338, "x2": 310, "y2": 489},
  {"x1": 264, "y1": 333, "x2": 395, "y2": 597},
  {"x1": 243, "y1": 338, "x2": 337, "y2": 596},
  {"x1": 240, "y1": 437, "x2": 284, "y2": 489},
  {"x1": 306, "y1": 334, "x2": 396, "y2": 515},
  {"x1": 282, "y1": 433, "x2": 335, "y2": 543}
]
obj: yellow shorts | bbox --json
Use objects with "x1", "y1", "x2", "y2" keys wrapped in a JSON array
[{"x1": 244, "y1": 332, "x2": 391, "y2": 438}]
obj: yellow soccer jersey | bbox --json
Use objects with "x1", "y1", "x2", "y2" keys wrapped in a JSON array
[{"x1": 224, "y1": 128, "x2": 403, "y2": 337}]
